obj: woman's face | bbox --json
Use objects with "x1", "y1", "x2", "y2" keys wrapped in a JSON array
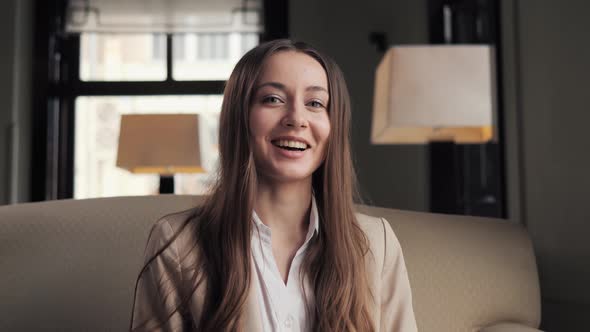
[{"x1": 249, "y1": 50, "x2": 331, "y2": 184}]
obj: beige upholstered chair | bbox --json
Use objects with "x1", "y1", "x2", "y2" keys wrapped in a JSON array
[{"x1": 0, "y1": 196, "x2": 541, "y2": 331}]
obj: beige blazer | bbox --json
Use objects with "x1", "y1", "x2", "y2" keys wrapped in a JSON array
[{"x1": 130, "y1": 208, "x2": 418, "y2": 331}]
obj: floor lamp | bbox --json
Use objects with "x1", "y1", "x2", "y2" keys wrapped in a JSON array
[
  {"x1": 116, "y1": 114, "x2": 205, "y2": 194},
  {"x1": 371, "y1": 45, "x2": 496, "y2": 214}
]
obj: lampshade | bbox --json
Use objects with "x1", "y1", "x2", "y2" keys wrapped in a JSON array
[
  {"x1": 371, "y1": 45, "x2": 496, "y2": 144},
  {"x1": 116, "y1": 114, "x2": 204, "y2": 174}
]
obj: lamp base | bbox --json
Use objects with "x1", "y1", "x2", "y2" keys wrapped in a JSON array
[
  {"x1": 429, "y1": 141, "x2": 503, "y2": 217},
  {"x1": 159, "y1": 175, "x2": 174, "y2": 194},
  {"x1": 429, "y1": 141, "x2": 461, "y2": 214}
]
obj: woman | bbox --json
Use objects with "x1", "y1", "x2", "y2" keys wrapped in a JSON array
[{"x1": 130, "y1": 39, "x2": 417, "y2": 331}]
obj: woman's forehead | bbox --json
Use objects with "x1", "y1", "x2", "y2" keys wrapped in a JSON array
[{"x1": 256, "y1": 51, "x2": 328, "y2": 91}]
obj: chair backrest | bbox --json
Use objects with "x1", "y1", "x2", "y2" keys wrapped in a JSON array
[{"x1": 0, "y1": 196, "x2": 540, "y2": 331}]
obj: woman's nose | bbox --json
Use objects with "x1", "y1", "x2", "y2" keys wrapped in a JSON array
[{"x1": 281, "y1": 102, "x2": 308, "y2": 128}]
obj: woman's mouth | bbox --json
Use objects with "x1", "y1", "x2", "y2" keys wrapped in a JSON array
[{"x1": 271, "y1": 139, "x2": 309, "y2": 151}]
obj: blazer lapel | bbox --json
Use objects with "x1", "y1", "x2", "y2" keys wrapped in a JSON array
[{"x1": 242, "y1": 257, "x2": 263, "y2": 331}]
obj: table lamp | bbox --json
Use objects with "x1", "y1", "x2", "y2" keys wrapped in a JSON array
[{"x1": 116, "y1": 113, "x2": 204, "y2": 194}]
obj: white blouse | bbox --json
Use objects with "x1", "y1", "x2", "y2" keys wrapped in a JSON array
[{"x1": 251, "y1": 197, "x2": 320, "y2": 332}]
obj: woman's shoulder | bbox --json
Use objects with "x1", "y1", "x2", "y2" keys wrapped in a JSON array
[
  {"x1": 355, "y1": 212, "x2": 400, "y2": 240},
  {"x1": 354, "y1": 212, "x2": 403, "y2": 267},
  {"x1": 143, "y1": 207, "x2": 201, "y2": 264},
  {"x1": 355, "y1": 212, "x2": 388, "y2": 241},
  {"x1": 354, "y1": 214, "x2": 417, "y2": 330},
  {"x1": 150, "y1": 207, "x2": 199, "y2": 234}
]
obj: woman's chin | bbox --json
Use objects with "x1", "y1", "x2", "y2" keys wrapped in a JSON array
[{"x1": 261, "y1": 170, "x2": 314, "y2": 185}]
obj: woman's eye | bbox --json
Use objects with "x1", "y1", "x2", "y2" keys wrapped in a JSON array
[
  {"x1": 308, "y1": 100, "x2": 324, "y2": 108},
  {"x1": 262, "y1": 96, "x2": 282, "y2": 104}
]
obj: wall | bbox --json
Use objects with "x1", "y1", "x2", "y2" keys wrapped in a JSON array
[
  {"x1": 0, "y1": 0, "x2": 17, "y2": 204},
  {"x1": 290, "y1": 0, "x2": 430, "y2": 211},
  {"x1": 512, "y1": 0, "x2": 590, "y2": 329},
  {"x1": 0, "y1": 0, "x2": 33, "y2": 205}
]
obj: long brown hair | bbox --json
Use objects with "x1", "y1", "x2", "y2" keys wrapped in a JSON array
[{"x1": 138, "y1": 39, "x2": 374, "y2": 331}]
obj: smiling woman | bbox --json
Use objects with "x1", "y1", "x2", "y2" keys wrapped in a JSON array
[{"x1": 130, "y1": 39, "x2": 417, "y2": 332}]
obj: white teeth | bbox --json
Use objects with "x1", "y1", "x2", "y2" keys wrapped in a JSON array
[{"x1": 275, "y1": 140, "x2": 307, "y2": 149}]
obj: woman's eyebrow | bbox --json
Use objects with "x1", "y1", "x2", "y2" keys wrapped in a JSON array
[
  {"x1": 305, "y1": 86, "x2": 328, "y2": 94},
  {"x1": 256, "y1": 82, "x2": 328, "y2": 94},
  {"x1": 256, "y1": 82, "x2": 285, "y2": 91}
]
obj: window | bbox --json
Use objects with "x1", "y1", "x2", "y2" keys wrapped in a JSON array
[
  {"x1": 64, "y1": 31, "x2": 254, "y2": 199},
  {"x1": 241, "y1": 33, "x2": 259, "y2": 54},
  {"x1": 173, "y1": 34, "x2": 186, "y2": 60},
  {"x1": 151, "y1": 34, "x2": 166, "y2": 61},
  {"x1": 173, "y1": 33, "x2": 259, "y2": 80},
  {"x1": 80, "y1": 34, "x2": 167, "y2": 81},
  {"x1": 73, "y1": 30, "x2": 240, "y2": 198},
  {"x1": 74, "y1": 30, "x2": 261, "y2": 198},
  {"x1": 196, "y1": 33, "x2": 229, "y2": 60}
]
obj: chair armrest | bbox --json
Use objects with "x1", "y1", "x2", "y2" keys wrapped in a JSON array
[{"x1": 480, "y1": 323, "x2": 543, "y2": 332}]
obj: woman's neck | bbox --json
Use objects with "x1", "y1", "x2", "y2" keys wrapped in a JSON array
[{"x1": 254, "y1": 178, "x2": 312, "y2": 234}]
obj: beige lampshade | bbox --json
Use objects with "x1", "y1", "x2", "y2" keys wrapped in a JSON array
[
  {"x1": 371, "y1": 45, "x2": 496, "y2": 144},
  {"x1": 116, "y1": 114, "x2": 204, "y2": 174}
]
